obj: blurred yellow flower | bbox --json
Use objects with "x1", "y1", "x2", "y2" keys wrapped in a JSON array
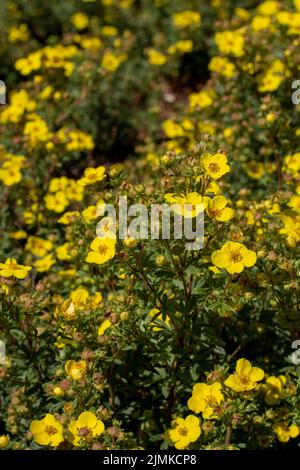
[
  {"x1": 172, "y1": 11, "x2": 201, "y2": 29},
  {"x1": 65, "y1": 360, "x2": 87, "y2": 381},
  {"x1": 0, "y1": 258, "x2": 31, "y2": 279},
  {"x1": 98, "y1": 319, "x2": 112, "y2": 336},
  {"x1": 71, "y1": 12, "x2": 89, "y2": 30},
  {"x1": 79, "y1": 166, "x2": 106, "y2": 186},
  {"x1": 274, "y1": 423, "x2": 299, "y2": 443},
  {"x1": 0, "y1": 435, "x2": 10, "y2": 448}
]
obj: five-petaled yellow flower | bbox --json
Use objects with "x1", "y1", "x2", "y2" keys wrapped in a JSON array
[
  {"x1": 225, "y1": 358, "x2": 264, "y2": 392},
  {"x1": 65, "y1": 360, "x2": 87, "y2": 381},
  {"x1": 187, "y1": 382, "x2": 224, "y2": 419},
  {"x1": 86, "y1": 237, "x2": 116, "y2": 264},
  {"x1": 0, "y1": 258, "x2": 31, "y2": 279},
  {"x1": 168, "y1": 415, "x2": 201, "y2": 450},
  {"x1": 274, "y1": 423, "x2": 299, "y2": 443},
  {"x1": 260, "y1": 375, "x2": 287, "y2": 405},
  {"x1": 205, "y1": 195, "x2": 234, "y2": 221},
  {"x1": 211, "y1": 241, "x2": 257, "y2": 274},
  {"x1": 30, "y1": 414, "x2": 64, "y2": 447},
  {"x1": 202, "y1": 153, "x2": 230, "y2": 180},
  {"x1": 69, "y1": 411, "x2": 105, "y2": 447},
  {"x1": 0, "y1": 435, "x2": 10, "y2": 448},
  {"x1": 79, "y1": 166, "x2": 106, "y2": 186},
  {"x1": 165, "y1": 192, "x2": 204, "y2": 218}
]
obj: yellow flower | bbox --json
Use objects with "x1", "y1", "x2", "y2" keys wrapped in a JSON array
[
  {"x1": 251, "y1": 15, "x2": 271, "y2": 31},
  {"x1": 71, "y1": 12, "x2": 89, "y2": 30},
  {"x1": 258, "y1": 60, "x2": 286, "y2": 93},
  {"x1": 23, "y1": 116, "x2": 52, "y2": 147},
  {"x1": 288, "y1": 195, "x2": 300, "y2": 212},
  {"x1": 9, "y1": 230, "x2": 27, "y2": 240},
  {"x1": 53, "y1": 386, "x2": 63, "y2": 396},
  {"x1": 284, "y1": 153, "x2": 300, "y2": 173},
  {"x1": 26, "y1": 236, "x2": 53, "y2": 257},
  {"x1": 98, "y1": 319, "x2": 112, "y2": 336},
  {"x1": 224, "y1": 358, "x2": 264, "y2": 392},
  {"x1": 148, "y1": 308, "x2": 171, "y2": 331},
  {"x1": 188, "y1": 382, "x2": 224, "y2": 419},
  {"x1": 56, "y1": 128, "x2": 93, "y2": 151},
  {"x1": 0, "y1": 435, "x2": 10, "y2": 448},
  {"x1": 101, "y1": 51, "x2": 127, "y2": 72},
  {"x1": 168, "y1": 40, "x2": 193, "y2": 55},
  {"x1": 15, "y1": 51, "x2": 42, "y2": 75},
  {"x1": 164, "y1": 192, "x2": 204, "y2": 218},
  {"x1": 172, "y1": 11, "x2": 201, "y2": 29},
  {"x1": 70, "y1": 287, "x2": 89, "y2": 308},
  {"x1": 146, "y1": 49, "x2": 167, "y2": 66},
  {"x1": 57, "y1": 299, "x2": 77, "y2": 321},
  {"x1": 101, "y1": 26, "x2": 118, "y2": 36},
  {"x1": 79, "y1": 166, "x2": 106, "y2": 186},
  {"x1": 208, "y1": 56, "x2": 236, "y2": 78},
  {"x1": 279, "y1": 213, "x2": 300, "y2": 247},
  {"x1": 0, "y1": 89, "x2": 36, "y2": 124},
  {"x1": 65, "y1": 360, "x2": 87, "y2": 381},
  {"x1": 8, "y1": 24, "x2": 29, "y2": 43},
  {"x1": 86, "y1": 238, "x2": 116, "y2": 265},
  {"x1": 69, "y1": 411, "x2": 105, "y2": 447},
  {"x1": 44, "y1": 191, "x2": 69, "y2": 213},
  {"x1": 58, "y1": 211, "x2": 80, "y2": 225},
  {"x1": 258, "y1": 1, "x2": 279, "y2": 16},
  {"x1": 188, "y1": 90, "x2": 215, "y2": 110},
  {"x1": 162, "y1": 120, "x2": 185, "y2": 138},
  {"x1": 260, "y1": 375, "x2": 287, "y2": 405},
  {"x1": 90, "y1": 292, "x2": 103, "y2": 309},
  {"x1": 205, "y1": 196, "x2": 234, "y2": 221},
  {"x1": 212, "y1": 241, "x2": 257, "y2": 274},
  {"x1": 30, "y1": 414, "x2": 64, "y2": 447},
  {"x1": 0, "y1": 161, "x2": 22, "y2": 186},
  {"x1": 0, "y1": 258, "x2": 31, "y2": 279},
  {"x1": 215, "y1": 30, "x2": 245, "y2": 57},
  {"x1": 56, "y1": 243, "x2": 77, "y2": 261},
  {"x1": 33, "y1": 254, "x2": 55, "y2": 272},
  {"x1": 202, "y1": 153, "x2": 230, "y2": 180},
  {"x1": 274, "y1": 423, "x2": 299, "y2": 443},
  {"x1": 82, "y1": 205, "x2": 98, "y2": 222},
  {"x1": 168, "y1": 415, "x2": 201, "y2": 450},
  {"x1": 246, "y1": 161, "x2": 265, "y2": 180}
]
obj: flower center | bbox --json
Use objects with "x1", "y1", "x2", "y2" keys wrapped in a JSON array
[
  {"x1": 178, "y1": 426, "x2": 188, "y2": 437},
  {"x1": 78, "y1": 427, "x2": 92, "y2": 438},
  {"x1": 211, "y1": 209, "x2": 222, "y2": 218},
  {"x1": 204, "y1": 393, "x2": 218, "y2": 407},
  {"x1": 45, "y1": 425, "x2": 58, "y2": 436},
  {"x1": 97, "y1": 244, "x2": 108, "y2": 255},
  {"x1": 208, "y1": 163, "x2": 220, "y2": 174},
  {"x1": 239, "y1": 374, "x2": 251, "y2": 386},
  {"x1": 229, "y1": 250, "x2": 243, "y2": 263}
]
